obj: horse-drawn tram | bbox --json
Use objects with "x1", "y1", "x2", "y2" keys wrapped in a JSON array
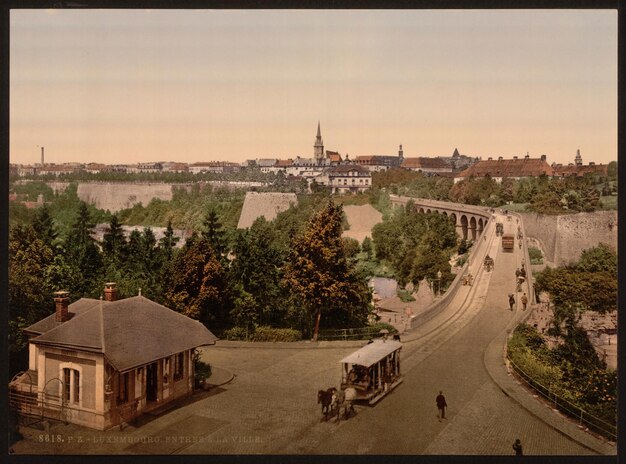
[{"x1": 339, "y1": 339, "x2": 403, "y2": 405}]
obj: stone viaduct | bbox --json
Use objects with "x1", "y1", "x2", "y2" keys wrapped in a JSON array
[{"x1": 389, "y1": 195, "x2": 492, "y2": 241}]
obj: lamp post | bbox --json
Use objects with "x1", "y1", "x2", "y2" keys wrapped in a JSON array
[{"x1": 437, "y1": 270, "x2": 442, "y2": 296}]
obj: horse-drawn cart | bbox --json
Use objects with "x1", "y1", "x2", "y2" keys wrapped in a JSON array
[
  {"x1": 483, "y1": 255, "x2": 494, "y2": 272},
  {"x1": 339, "y1": 339, "x2": 403, "y2": 405}
]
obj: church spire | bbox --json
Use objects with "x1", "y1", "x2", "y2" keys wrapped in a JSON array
[{"x1": 314, "y1": 121, "x2": 324, "y2": 163}]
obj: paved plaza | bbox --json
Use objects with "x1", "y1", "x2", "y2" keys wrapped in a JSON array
[{"x1": 10, "y1": 214, "x2": 616, "y2": 456}]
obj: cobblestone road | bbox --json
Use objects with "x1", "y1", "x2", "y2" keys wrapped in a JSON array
[{"x1": 12, "y1": 214, "x2": 613, "y2": 456}]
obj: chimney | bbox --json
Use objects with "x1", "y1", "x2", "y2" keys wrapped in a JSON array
[
  {"x1": 498, "y1": 156, "x2": 503, "y2": 161},
  {"x1": 540, "y1": 154, "x2": 547, "y2": 162},
  {"x1": 104, "y1": 282, "x2": 119, "y2": 302},
  {"x1": 525, "y1": 154, "x2": 530, "y2": 160},
  {"x1": 54, "y1": 290, "x2": 70, "y2": 322},
  {"x1": 487, "y1": 157, "x2": 492, "y2": 160},
  {"x1": 41, "y1": 146, "x2": 44, "y2": 167},
  {"x1": 513, "y1": 156, "x2": 518, "y2": 160},
  {"x1": 589, "y1": 162, "x2": 595, "y2": 166}
]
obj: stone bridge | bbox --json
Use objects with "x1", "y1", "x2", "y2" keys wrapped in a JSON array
[{"x1": 389, "y1": 195, "x2": 492, "y2": 240}]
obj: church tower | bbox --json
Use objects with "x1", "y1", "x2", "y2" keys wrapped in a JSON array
[
  {"x1": 575, "y1": 149, "x2": 582, "y2": 166},
  {"x1": 314, "y1": 121, "x2": 324, "y2": 164}
]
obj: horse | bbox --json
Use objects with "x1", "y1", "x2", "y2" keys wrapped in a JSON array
[
  {"x1": 317, "y1": 387, "x2": 336, "y2": 420},
  {"x1": 330, "y1": 387, "x2": 357, "y2": 422}
]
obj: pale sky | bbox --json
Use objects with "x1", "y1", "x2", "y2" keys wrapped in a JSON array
[{"x1": 10, "y1": 9, "x2": 617, "y2": 166}]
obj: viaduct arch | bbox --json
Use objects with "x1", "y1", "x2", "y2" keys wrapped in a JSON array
[{"x1": 389, "y1": 195, "x2": 492, "y2": 241}]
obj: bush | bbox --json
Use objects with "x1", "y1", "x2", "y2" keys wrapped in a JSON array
[
  {"x1": 250, "y1": 326, "x2": 302, "y2": 342},
  {"x1": 367, "y1": 322, "x2": 398, "y2": 335},
  {"x1": 222, "y1": 326, "x2": 250, "y2": 341},
  {"x1": 397, "y1": 288, "x2": 415, "y2": 302},
  {"x1": 528, "y1": 246, "x2": 543, "y2": 265},
  {"x1": 192, "y1": 351, "x2": 212, "y2": 388}
]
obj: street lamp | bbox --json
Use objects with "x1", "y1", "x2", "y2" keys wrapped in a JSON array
[{"x1": 437, "y1": 270, "x2": 442, "y2": 296}]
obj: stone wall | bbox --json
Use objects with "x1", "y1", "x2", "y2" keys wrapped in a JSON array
[
  {"x1": 76, "y1": 183, "x2": 175, "y2": 213},
  {"x1": 237, "y1": 192, "x2": 298, "y2": 229},
  {"x1": 520, "y1": 211, "x2": 617, "y2": 267}
]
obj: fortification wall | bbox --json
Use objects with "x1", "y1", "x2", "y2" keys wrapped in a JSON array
[
  {"x1": 237, "y1": 192, "x2": 298, "y2": 229},
  {"x1": 519, "y1": 211, "x2": 617, "y2": 267},
  {"x1": 76, "y1": 183, "x2": 174, "y2": 212}
]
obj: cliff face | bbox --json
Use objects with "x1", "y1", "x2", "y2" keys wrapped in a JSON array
[
  {"x1": 237, "y1": 192, "x2": 298, "y2": 229},
  {"x1": 520, "y1": 210, "x2": 617, "y2": 266},
  {"x1": 76, "y1": 183, "x2": 175, "y2": 212}
]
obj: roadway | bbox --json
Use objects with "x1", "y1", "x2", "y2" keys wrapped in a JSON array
[{"x1": 11, "y1": 213, "x2": 614, "y2": 455}]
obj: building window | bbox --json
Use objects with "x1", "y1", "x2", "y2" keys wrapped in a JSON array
[
  {"x1": 62, "y1": 368, "x2": 80, "y2": 405},
  {"x1": 174, "y1": 352, "x2": 185, "y2": 382},
  {"x1": 118, "y1": 372, "x2": 130, "y2": 404}
]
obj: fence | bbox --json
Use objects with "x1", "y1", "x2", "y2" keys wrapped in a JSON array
[
  {"x1": 317, "y1": 327, "x2": 393, "y2": 341},
  {"x1": 507, "y1": 357, "x2": 616, "y2": 441}
]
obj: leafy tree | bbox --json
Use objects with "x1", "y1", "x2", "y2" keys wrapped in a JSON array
[
  {"x1": 361, "y1": 236, "x2": 373, "y2": 260},
  {"x1": 230, "y1": 217, "x2": 286, "y2": 326},
  {"x1": 342, "y1": 237, "x2": 361, "y2": 260},
  {"x1": 164, "y1": 235, "x2": 229, "y2": 328},
  {"x1": 283, "y1": 200, "x2": 371, "y2": 340},
  {"x1": 8, "y1": 225, "x2": 55, "y2": 355},
  {"x1": 607, "y1": 161, "x2": 617, "y2": 181}
]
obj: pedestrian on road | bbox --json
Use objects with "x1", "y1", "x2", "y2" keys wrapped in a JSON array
[
  {"x1": 512, "y1": 438, "x2": 523, "y2": 455},
  {"x1": 515, "y1": 268, "x2": 520, "y2": 278},
  {"x1": 508, "y1": 294, "x2": 515, "y2": 311},
  {"x1": 521, "y1": 293, "x2": 528, "y2": 311},
  {"x1": 436, "y1": 391, "x2": 447, "y2": 421}
]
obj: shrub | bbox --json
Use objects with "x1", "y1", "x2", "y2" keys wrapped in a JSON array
[
  {"x1": 367, "y1": 322, "x2": 398, "y2": 335},
  {"x1": 528, "y1": 246, "x2": 543, "y2": 265},
  {"x1": 250, "y1": 326, "x2": 302, "y2": 342},
  {"x1": 222, "y1": 326, "x2": 250, "y2": 341},
  {"x1": 397, "y1": 288, "x2": 415, "y2": 302},
  {"x1": 192, "y1": 351, "x2": 212, "y2": 388}
]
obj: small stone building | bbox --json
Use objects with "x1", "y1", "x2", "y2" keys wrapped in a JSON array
[{"x1": 9, "y1": 283, "x2": 217, "y2": 430}]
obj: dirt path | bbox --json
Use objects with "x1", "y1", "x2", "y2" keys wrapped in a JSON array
[{"x1": 342, "y1": 204, "x2": 383, "y2": 243}]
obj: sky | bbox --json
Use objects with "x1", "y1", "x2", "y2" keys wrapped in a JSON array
[{"x1": 10, "y1": 9, "x2": 617, "y2": 166}]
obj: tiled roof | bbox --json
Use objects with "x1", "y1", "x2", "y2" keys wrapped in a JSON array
[
  {"x1": 552, "y1": 164, "x2": 608, "y2": 177},
  {"x1": 28, "y1": 296, "x2": 217, "y2": 372},
  {"x1": 456, "y1": 158, "x2": 554, "y2": 178},
  {"x1": 325, "y1": 164, "x2": 371, "y2": 175},
  {"x1": 275, "y1": 159, "x2": 293, "y2": 167},
  {"x1": 401, "y1": 157, "x2": 449, "y2": 169}
]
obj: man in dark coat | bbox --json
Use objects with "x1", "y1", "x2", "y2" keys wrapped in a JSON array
[
  {"x1": 436, "y1": 391, "x2": 447, "y2": 420},
  {"x1": 509, "y1": 294, "x2": 515, "y2": 311},
  {"x1": 512, "y1": 438, "x2": 523, "y2": 455}
]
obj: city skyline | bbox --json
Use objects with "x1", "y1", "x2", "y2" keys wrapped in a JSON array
[{"x1": 10, "y1": 9, "x2": 617, "y2": 166}]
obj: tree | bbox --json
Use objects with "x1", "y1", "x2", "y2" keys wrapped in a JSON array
[
  {"x1": 63, "y1": 202, "x2": 103, "y2": 297},
  {"x1": 32, "y1": 204, "x2": 58, "y2": 250},
  {"x1": 102, "y1": 215, "x2": 126, "y2": 266},
  {"x1": 361, "y1": 236, "x2": 373, "y2": 260},
  {"x1": 164, "y1": 236, "x2": 228, "y2": 328},
  {"x1": 8, "y1": 225, "x2": 54, "y2": 357},
  {"x1": 230, "y1": 217, "x2": 285, "y2": 326},
  {"x1": 342, "y1": 237, "x2": 361, "y2": 260},
  {"x1": 159, "y1": 219, "x2": 179, "y2": 262},
  {"x1": 283, "y1": 200, "x2": 371, "y2": 340},
  {"x1": 202, "y1": 208, "x2": 226, "y2": 258}
]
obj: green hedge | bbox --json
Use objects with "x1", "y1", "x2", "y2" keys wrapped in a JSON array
[{"x1": 222, "y1": 326, "x2": 302, "y2": 342}]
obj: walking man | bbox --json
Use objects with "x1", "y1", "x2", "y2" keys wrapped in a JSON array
[
  {"x1": 512, "y1": 438, "x2": 523, "y2": 455},
  {"x1": 436, "y1": 391, "x2": 447, "y2": 421},
  {"x1": 521, "y1": 293, "x2": 528, "y2": 311},
  {"x1": 509, "y1": 294, "x2": 515, "y2": 311}
]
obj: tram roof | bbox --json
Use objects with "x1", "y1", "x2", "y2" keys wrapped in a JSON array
[{"x1": 340, "y1": 340, "x2": 402, "y2": 368}]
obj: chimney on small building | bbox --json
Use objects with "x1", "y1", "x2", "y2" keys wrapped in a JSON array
[
  {"x1": 540, "y1": 154, "x2": 547, "y2": 162},
  {"x1": 104, "y1": 282, "x2": 119, "y2": 302},
  {"x1": 54, "y1": 290, "x2": 70, "y2": 322}
]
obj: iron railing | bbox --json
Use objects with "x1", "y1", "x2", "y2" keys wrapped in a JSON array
[{"x1": 507, "y1": 357, "x2": 616, "y2": 441}]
